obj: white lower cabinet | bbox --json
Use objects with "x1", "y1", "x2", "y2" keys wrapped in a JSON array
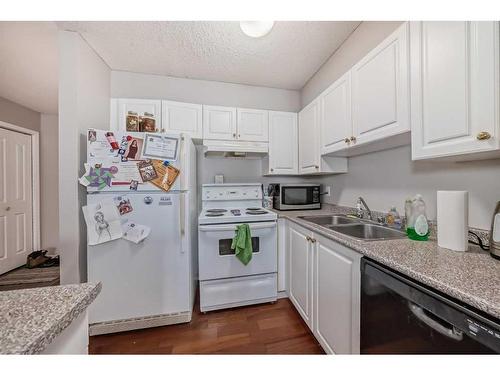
[
  {"x1": 288, "y1": 222, "x2": 314, "y2": 329},
  {"x1": 286, "y1": 221, "x2": 361, "y2": 354},
  {"x1": 314, "y1": 235, "x2": 361, "y2": 354}
]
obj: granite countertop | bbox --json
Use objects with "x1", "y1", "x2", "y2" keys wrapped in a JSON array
[
  {"x1": 273, "y1": 204, "x2": 500, "y2": 320},
  {"x1": 0, "y1": 282, "x2": 101, "y2": 354}
]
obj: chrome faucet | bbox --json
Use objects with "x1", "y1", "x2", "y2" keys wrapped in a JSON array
[{"x1": 356, "y1": 197, "x2": 373, "y2": 220}]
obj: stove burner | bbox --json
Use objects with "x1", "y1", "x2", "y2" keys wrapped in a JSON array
[
  {"x1": 246, "y1": 207, "x2": 263, "y2": 211},
  {"x1": 205, "y1": 212, "x2": 224, "y2": 217},
  {"x1": 246, "y1": 210, "x2": 267, "y2": 215},
  {"x1": 206, "y1": 209, "x2": 227, "y2": 213}
]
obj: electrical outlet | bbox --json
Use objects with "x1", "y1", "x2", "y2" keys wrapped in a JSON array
[{"x1": 325, "y1": 186, "x2": 331, "y2": 197}]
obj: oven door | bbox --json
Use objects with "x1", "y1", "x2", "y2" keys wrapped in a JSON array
[
  {"x1": 280, "y1": 186, "x2": 320, "y2": 210},
  {"x1": 198, "y1": 221, "x2": 277, "y2": 280}
]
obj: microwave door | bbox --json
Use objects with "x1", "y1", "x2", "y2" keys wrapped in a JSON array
[{"x1": 280, "y1": 186, "x2": 320, "y2": 210}]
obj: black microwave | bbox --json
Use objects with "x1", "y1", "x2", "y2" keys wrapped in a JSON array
[{"x1": 268, "y1": 184, "x2": 321, "y2": 211}]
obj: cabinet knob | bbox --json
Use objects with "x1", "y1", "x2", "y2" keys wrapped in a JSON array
[
  {"x1": 477, "y1": 131, "x2": 491, "y2": 141},
  {"x1": 315, "y1": 165, "x2": 319, "y2": 169},
  {"x1": 311, "y1": 238, "x2": 316, "y2": 243},
  {"x1": 344, "y1": 138, "x2": 351, "y2": 144},
  {"x1": 5, "y1": 206, "x2": 10, "y2": 211},
  {"x1": 306, "y1": 236, "x2": 311, "y2": 242},
  {"x1": 233, "y1": 133, "x2": 236, "y2": 138},
  {"x1": 350, "y1": 136, "x2": 356, "y2": 142},
  {"x1": 270, "y1": 168, "x2": 274, "y2": 172}
]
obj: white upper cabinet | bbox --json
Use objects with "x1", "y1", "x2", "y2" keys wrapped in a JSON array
[
  {"x1": 266, "y1": 111, "x2": 298, "y2": 175},
  {"x1": 410, "y1": 21, "x2": 500, "y2": 160},
  {"x1": 162, "y1": 100, "x2": 203, "y2": 139},
  {"x1": 351, "y1": 23, "x2": 410, "y2": 146},
  {"x1": 320, "y1": 71, "x2": 352, "y2": 154},
  {"x1": 298, "y1": 99, "x2": 321, "y2": 174},
  {"x1": 237, "y1": 108, "x2": 269, "y2": 142},
  {"x1": 203, "y1": 105, "x2": 237, "y2": 140},
  {"x1": 112, "y1": 98, "x2": 162, "y2": 131}
]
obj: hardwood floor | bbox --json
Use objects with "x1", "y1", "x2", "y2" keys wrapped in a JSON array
[{"x1": 89, "y1": 298, "x2": 324, "y2": 354}]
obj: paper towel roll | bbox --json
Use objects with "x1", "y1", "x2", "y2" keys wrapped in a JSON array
[{"x1": 437, "y1": 191, "x2": 469, "y2": 252}]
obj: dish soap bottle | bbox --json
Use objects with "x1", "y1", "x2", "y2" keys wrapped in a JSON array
[
  {"x1": 386, "y1": 206, "x2": 402, "y2": 229},
  {"x1": 407, "y1": 194, "x2": 429, "y2": 241}
]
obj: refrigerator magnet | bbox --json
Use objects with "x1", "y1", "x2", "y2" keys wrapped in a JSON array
[{"x1": 141, "y1": 133, "x2": 180, "y2": 161}]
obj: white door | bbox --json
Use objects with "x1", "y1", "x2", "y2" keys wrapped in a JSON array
[
  {"x1": 351, "y1": 23, "x2": 410, "y2": 146},
  {"x1": 237, "y1": 108, "x2": 269, "y2": 142},
  {"x1": 320, "y1": 71, "x2": 352, "y2": 154},
  {"x1": 162, "y1": 100, "x2": 203, "y2": 139},
  {"x1": 0, "y1": 128, "x2": 33, "y2": 274},
  {"x1": 113, "y1": 98, "x2": 162, "y2": 131},
  {"x1": 410, "y1": 21, "x2": 499, "y2": 160},
  {"x1": 203, "y1": 105, "x2": 237, "y2": 140},
  {"x1": 298, "y1": 99, "x2": 320, "y2": 174},
  {"x1": 268, "y1": 111, "x2": 298, "y2": 175},
  {"x1": 314, "y1": 235, "x2": 361, "y2": 354},
  {"x1": 288, "y1": 223, "x2": 313, "y2": 329}
]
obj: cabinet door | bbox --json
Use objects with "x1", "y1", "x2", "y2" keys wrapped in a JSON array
[
  {"x1": 351, "y1": 23, "x2": 409, "y2": 145},
  {"x1": 203, "y1": 105, "x2": 237, "y2": 140},
  {"x1": 162, "y1": 100, "x2": 203, "y2": 139},
  {"x1": 288, "y1": 223, "x2": 313, "y2": 329},
  {"x1": 268, "y1": 111, "x2": 298, "y2": 174},
  {"x1": 320, "y1": 71, "x2": 352, "y2": 154},
  {"x1": 115, "y1": 98, "x2": 162, "y2": 131},
  {"x1": 237, "y1": 108, "x2": 269, "y2": 142},
  {"x1": 298, "y1": 100, "x2": 320, "y2": 174},
  {"x1": 314, "y1": 235, "x2": 361, "y2": 354},
  {"x1": 411, "y1": 21, "x2": 499, "y2": 160}
]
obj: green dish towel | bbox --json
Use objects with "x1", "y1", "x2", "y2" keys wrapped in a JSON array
[{"x1": 231, "y1": 224, "x2": 253, "y2": 265}]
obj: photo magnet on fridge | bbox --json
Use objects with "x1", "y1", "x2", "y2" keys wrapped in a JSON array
[{"x1": 137, "y1": 159, "x2": 158, "y2": 182}]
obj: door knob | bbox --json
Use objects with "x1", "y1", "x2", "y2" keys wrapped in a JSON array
[
  {"x1": 350, "y1": 136, "x2": 357, "y2": 142},
  {"x1": 477, "y1": 131, "x2": 491, "y2": 140},
  {"x1": 344, "y1": 138, "x2": 350, "y2": 144},
  {"x1": 5, "y1": 206, "x2": 10, "y2": 211}
]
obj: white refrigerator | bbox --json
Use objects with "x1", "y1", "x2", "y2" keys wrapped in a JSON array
[{"x1": 86, "y1": 131, "x2": 197, "y2": 335}]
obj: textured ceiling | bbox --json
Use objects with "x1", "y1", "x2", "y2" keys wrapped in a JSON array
[
  {"x1": 57, "y1": 21, "x2": 360, "y2": 90},
  {"x1": 0, "y1": 22, "x2": 58, "y2": 114}
]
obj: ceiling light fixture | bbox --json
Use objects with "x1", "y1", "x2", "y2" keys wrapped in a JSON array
[{"x1": 239, "y1": 21, "x2": 274, "y2": 38}]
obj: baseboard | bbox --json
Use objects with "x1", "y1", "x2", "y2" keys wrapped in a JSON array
[
  {"x1": 89, "y1": 311, "x2": 192, "y2": 336},
  {"x1": 277, "y1": 291, "x2": 288, "y2": 299}
]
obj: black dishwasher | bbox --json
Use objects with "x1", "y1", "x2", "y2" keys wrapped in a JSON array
[{"x1": 360, "y1": 258, "x2": 500, "y2": 354}]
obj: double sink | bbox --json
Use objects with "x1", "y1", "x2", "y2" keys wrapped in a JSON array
[{"x1": 298, "y1": 214, "x2": 407, "y2": 241}]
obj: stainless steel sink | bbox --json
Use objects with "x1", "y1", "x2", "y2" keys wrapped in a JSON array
[
  {"x1": 298, "y1": 215, "x2": 360, "y2": 226},
  {"x1": 298, "y1": 214, "x2": 407, "y2": 241},
  {"x1": 328, "y1": 223, "x2": 406, "y2": 241}
]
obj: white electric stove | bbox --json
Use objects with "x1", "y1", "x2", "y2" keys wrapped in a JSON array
[{"x1": 198, "y1": 183, "x2": 278, "y2": 312}]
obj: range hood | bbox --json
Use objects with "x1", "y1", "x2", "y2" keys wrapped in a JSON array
[{"x1": 203, "y1": 139, "x2": 268, "y2": 158}]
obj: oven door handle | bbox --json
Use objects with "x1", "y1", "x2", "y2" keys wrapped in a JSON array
[
  {"x1": 199, "y1": 222, "x2": 277, "y2": 232},
  {"x1": 408, "y1": 302, "x2": 463, "y2": 341}
]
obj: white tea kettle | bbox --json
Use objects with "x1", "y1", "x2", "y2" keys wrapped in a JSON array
[{"x1": 490, "y1": 201, "x2": 500, "y2": 260}]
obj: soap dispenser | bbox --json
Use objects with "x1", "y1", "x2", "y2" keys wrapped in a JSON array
[{"x1": 407, "y1": 194, "x2": 429, "y2": 241}]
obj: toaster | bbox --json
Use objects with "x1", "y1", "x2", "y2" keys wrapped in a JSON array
[{"x1": 490, "y1": 201, "x2": 500, "y2": 260}]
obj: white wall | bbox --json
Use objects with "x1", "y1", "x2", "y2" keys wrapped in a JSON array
[
  {"x1": 40, "y1": 114, "x2": 59, "y2": 251},
  {"x1": 111, "y1": 71, "x2": 301, "y2": 112},
  {"x1": 58, "y1": 31, "x2": 111, "y2": 284},
  {"x1": 319, "y1": 146, "x2": 500, "y2": 230},
  {"x1": 0, "y1": 96, "x2": 41, "y2": 132}
]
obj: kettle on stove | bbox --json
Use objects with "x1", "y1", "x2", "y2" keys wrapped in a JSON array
[{"x1": 490, "y1": 201, "x2": 500, "y2": 260}]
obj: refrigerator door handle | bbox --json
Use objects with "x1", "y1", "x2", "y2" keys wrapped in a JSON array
[{"x1": 179, "y1": 195, "x2": 185, "y2": 253}]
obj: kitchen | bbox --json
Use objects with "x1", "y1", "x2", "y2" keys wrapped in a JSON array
[{"x1": 0, "y1": 1, "x2": 500, "y2": 370}]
